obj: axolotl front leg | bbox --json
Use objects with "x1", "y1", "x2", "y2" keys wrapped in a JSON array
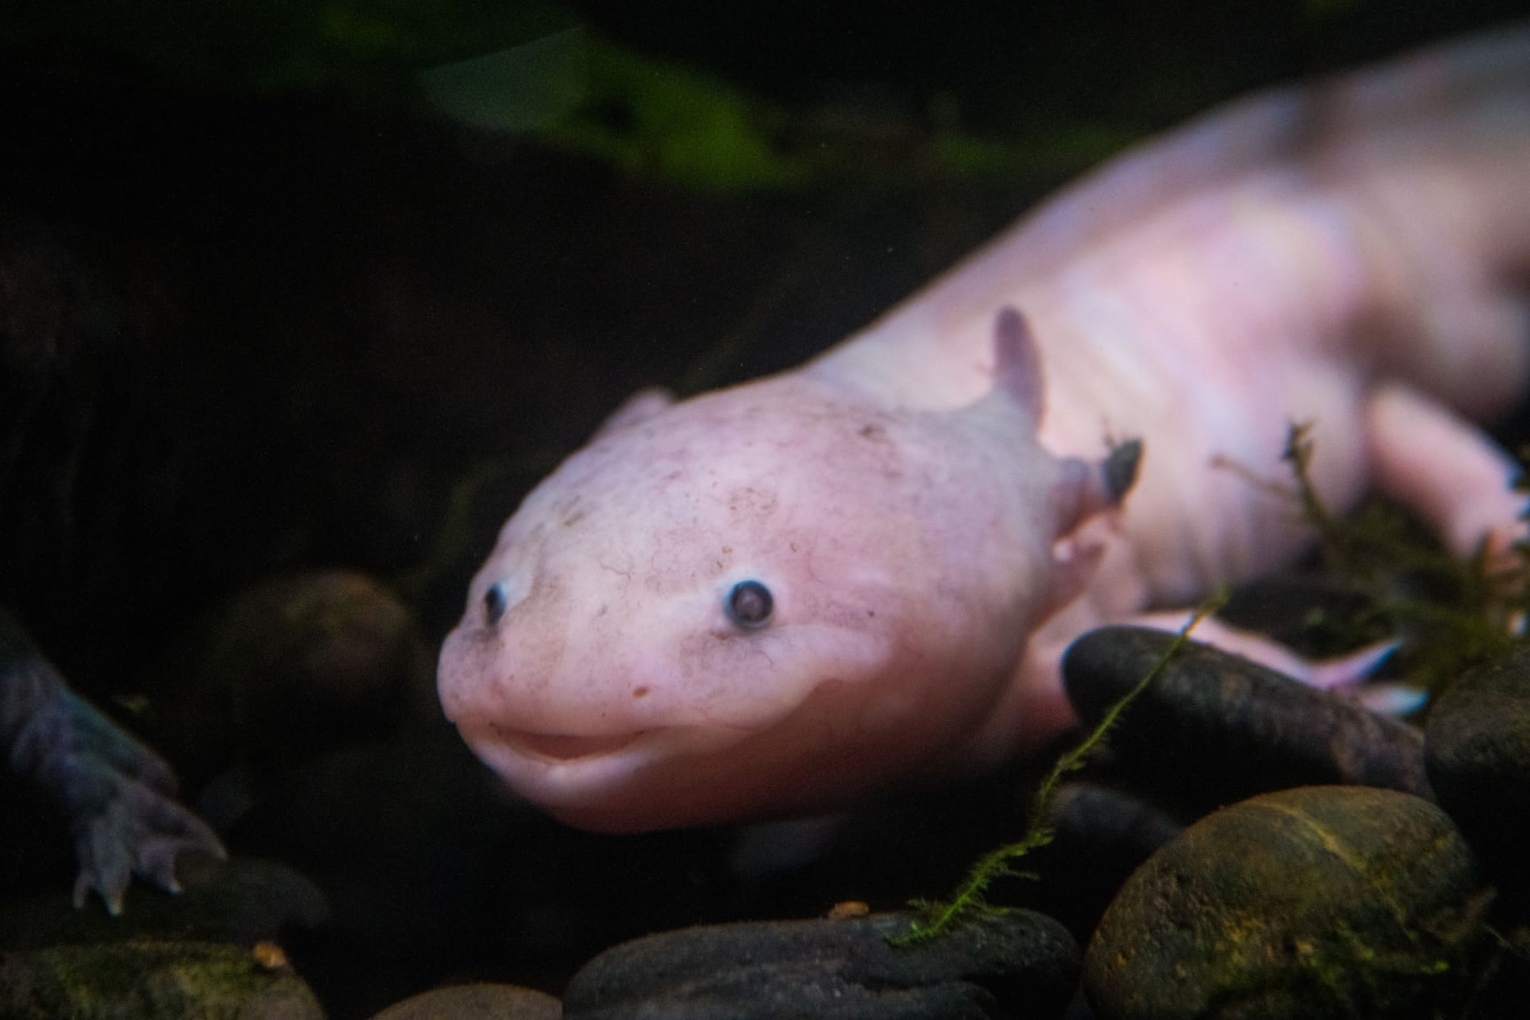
[
  {"x1": 0, "y1": 608, "x2": 225, "y2": 915},
  {"x1": 1363, "y1": 382, "x2": 1529, "y2": 564}
]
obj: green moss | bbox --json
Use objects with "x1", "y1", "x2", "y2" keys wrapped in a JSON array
[
  {"x1": 1279, "y1": 422, "x2": 1525, "y2": 699},
  {"x1": 4, "y1": 941, "x2": 319, "y2": 1019},
  {"x1": 18, "y1": 942, "x2": 235, "y2": 1012}
]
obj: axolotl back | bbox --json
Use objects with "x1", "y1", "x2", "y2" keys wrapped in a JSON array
[{"x1": 438, "y1": 26, "x2": 1530, "y2": 831}]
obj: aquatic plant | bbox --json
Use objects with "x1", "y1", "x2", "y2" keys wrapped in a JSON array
[
  {"x1": 1275, "y1": 422, "x2": 1527, "y2": 698},
  {"x1": 891, "y1": 597, "x2": 1222, "y2": 946}
]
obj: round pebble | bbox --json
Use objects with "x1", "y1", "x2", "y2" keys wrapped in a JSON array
[
  {"x1": 370, "y1": 982, "x2": 562, "y2": 1020},
  {"x1": 563, "y1": 909, "x2": 1079, "y2": 1020},
  {"x1": 1084, "y1": 786, "x2": 1486, "y2": 1020},
  {"x1": 1424, "y1": 644, "x2": 1530, "y2": 895},
  {"x1": 1063, "y1": 626, "x2": 1432, "y2": 814}
]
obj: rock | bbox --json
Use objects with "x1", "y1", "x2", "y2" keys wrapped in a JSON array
[
  {"x1": 562, "y1": 910, "x2": 1078, "y2": 1020},
  {"x1": 0, "y1": 939, "x2": 324, "y2": 1020},
  {"x1": 1062, "y1": 626, "x2": 1432, "y2": 814},
  {"x1": 370, "y1": 982, "x2": 562, "y2": 1019},
  {"x1": 1467, "y1": 921, "x2": 1530, "y2": 1019},
  {"x1": 1021, "y1": 781, "x2": 1185, "y2": 941},
  {"x1": 1046, "y1": 782, "x2": 1184, "y2": 873},
  {"x1": 1084, "y1": 786, "x2": 1487, "y2": 1020},
  {"x1": 0, "y1": 855, "x2": 329, "y2": 952},
  {"x1": 1424, "y1": 645, "x2": 1530, "y2": 898},
  {"x1": 227, "y1": 734, "x2": 521, "y2": 977},
  {"x1": 146, "y1": 570, "x2": 435, "y2": 788}
]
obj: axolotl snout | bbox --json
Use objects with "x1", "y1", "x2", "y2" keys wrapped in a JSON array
[{"x1": 439, "y1": 25, "x2": 1530, "y2": 831}]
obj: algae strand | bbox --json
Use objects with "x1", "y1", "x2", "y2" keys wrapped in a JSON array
[{"x1": 892, "y1": 596, "x2": 1223, "y2": 946}]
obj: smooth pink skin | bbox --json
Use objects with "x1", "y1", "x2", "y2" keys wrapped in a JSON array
[
  {"x1": 438, "y1": 359, "x2": 1115, "y2": 829},
  {"x1": 440, "y1": 26, "x2": 1530, "y2": 830}
]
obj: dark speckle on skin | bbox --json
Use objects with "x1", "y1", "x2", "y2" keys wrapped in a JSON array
[
  {"x1": 632, "y1": 686, "x2": 650, "y2": 699},
  {"x1": 725, "y1": 487, "x2": 780, "y2": 527},
  {"x1": 552, "y1": 496, "x2": 585, "y2": 527},
  {"x1": 859, "y1": 423, "x2": 887, "y2": 441}
]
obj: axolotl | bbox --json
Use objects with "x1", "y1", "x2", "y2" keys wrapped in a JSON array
[{"x1": 439, "y1": 26, "x2": 1530, "y2": 832}]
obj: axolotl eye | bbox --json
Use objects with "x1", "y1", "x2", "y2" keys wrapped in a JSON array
[
  {"x1": 483, "y1": 580, "x2": 510, "y2": 625},
  {"x1": 725, "y1": 580, "x2": 774, "y2": 629}
]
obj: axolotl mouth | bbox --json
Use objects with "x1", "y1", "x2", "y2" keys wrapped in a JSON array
[
  {"x1": 459, "y1": 718, "x2": 745, "y2": 790},
  {"x1": 490, "y1": 728, "x2": 653, "y2": 762},
  {"x1": 454, "y1": 712, "x2": 820, "y2": 831}
]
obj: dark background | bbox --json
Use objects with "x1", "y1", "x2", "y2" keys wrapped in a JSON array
[
  {"x1": 1, "y1": 4, "x2": 1527, "y2": 1014},
  {"x1": 2, "y1": 0, "x2": 1523, "y2": 676}
]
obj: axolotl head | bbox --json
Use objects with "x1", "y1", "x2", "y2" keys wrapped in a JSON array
[{"x1": 438, "y1": 308, "x2": 1131, "y2": 830}]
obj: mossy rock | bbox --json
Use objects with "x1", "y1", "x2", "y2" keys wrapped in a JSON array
[
  {"x1": 0, "y1": 939, "x2": 323, "y2": 1020},
  {"x1": 1084, "y1": 786, "x2": 1486, "y2": 1020}
]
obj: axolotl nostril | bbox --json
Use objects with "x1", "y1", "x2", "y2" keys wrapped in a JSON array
[{"x1": 438, "y1": 25, "x2": 1530, "y2": 832}]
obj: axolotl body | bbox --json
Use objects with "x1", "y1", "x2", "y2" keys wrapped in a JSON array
[{"x1": 439, "y1": 26, "x2": 1530, "y2": 831}]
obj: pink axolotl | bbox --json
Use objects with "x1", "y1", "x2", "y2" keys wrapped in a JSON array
[{"x1": 439, "y1": 26, "x2": 1530, "y2": 832}]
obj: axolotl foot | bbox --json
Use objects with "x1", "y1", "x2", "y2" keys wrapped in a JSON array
[
  {"x1": 2, "y1": 610, "x2": 226, "y2": 915},
  {"x1": 51, "y1": 692, "x2": 228, "y2": 915}
]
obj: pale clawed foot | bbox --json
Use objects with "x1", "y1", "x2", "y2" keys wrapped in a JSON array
[
  {"x1": 67, "y1": 756, "x2": 228, "y2": 915},
  {"x1": 4, "y1": 613, "x2": 227, "y2": 916}
]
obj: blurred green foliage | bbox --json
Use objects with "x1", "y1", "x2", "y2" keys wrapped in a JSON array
[
  {"x1": 540, "y1": 36, "x2": 806, "y2": 191},
  {"x1": 12, "y1": 0, "x2": 1500, "y2": 193},
  {"x1": 413, "y1": 23, "x2": 1134, "y2": 193},
  {"x1": 2, "y1": 0, "x2": 1138, "y2": 193},
  {"x1": 420, "y1": 28, "x2": 807, "y2": 191}
]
